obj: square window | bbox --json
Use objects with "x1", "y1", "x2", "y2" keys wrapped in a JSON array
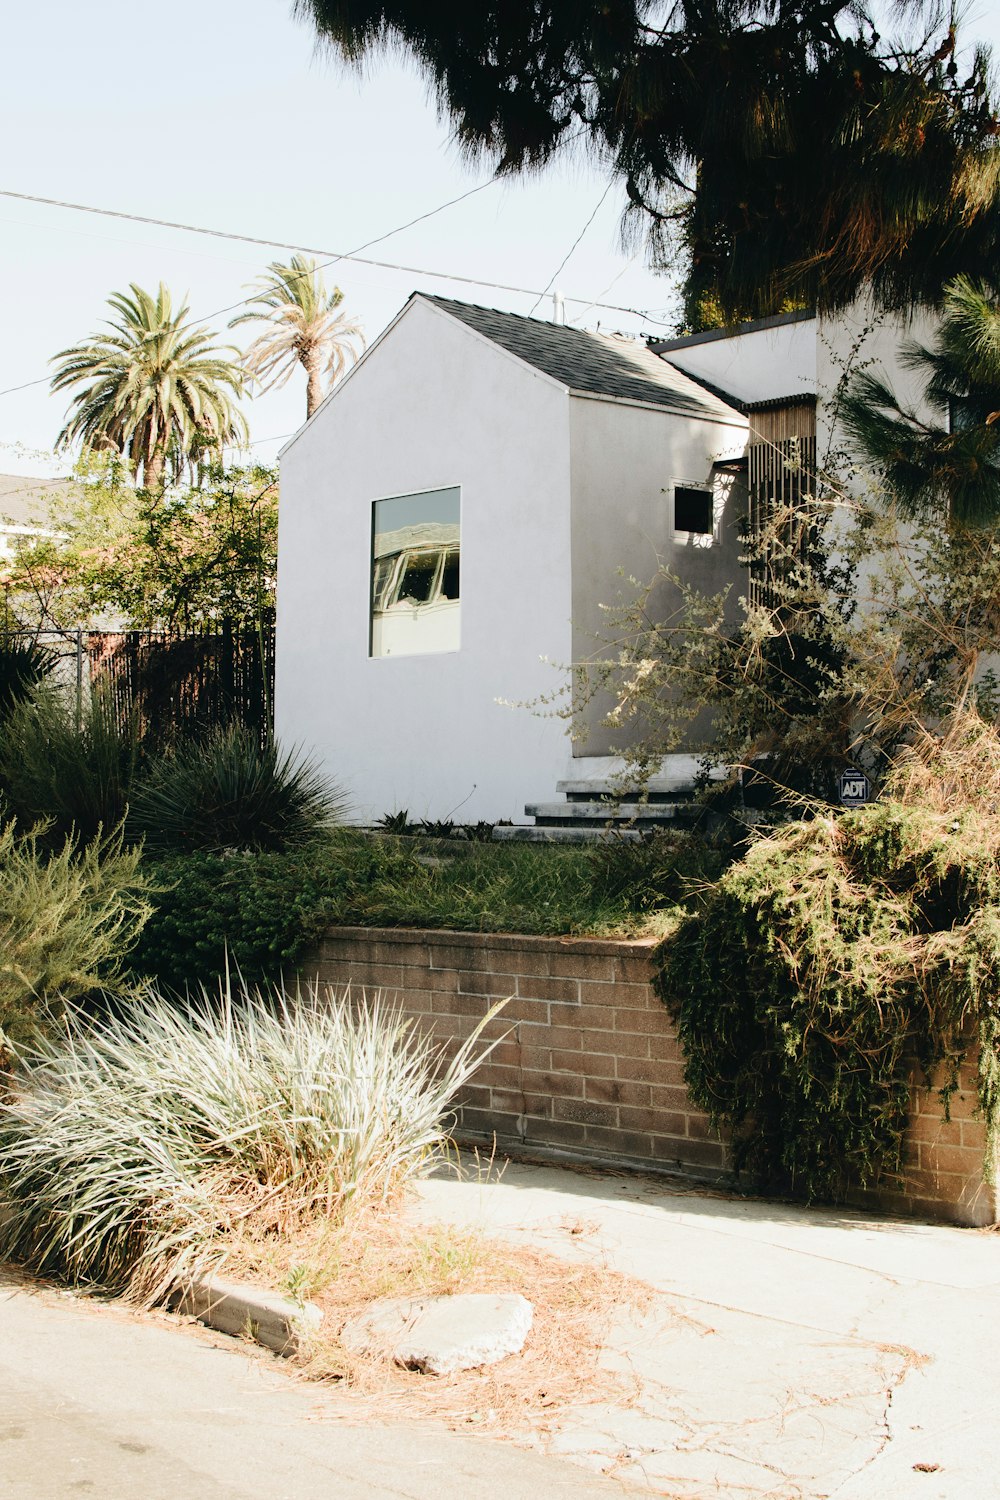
[
  {"x1": 673, "y1": 485, "x2": 714, "y2": 535},
  {"x1": 370, "y1": 487, "x2": 460, "y2": 657}
]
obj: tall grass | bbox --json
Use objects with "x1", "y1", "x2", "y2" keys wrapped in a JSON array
[
  {"x1": 0, "y1": 977, "x2": 506, "y2": 1304},
  {"x1": 0, "y1": 683, "x2": 139, "y2": 843},
  {"x1": 0, "y1": 823, "x2": 150, "y2": 1051}
]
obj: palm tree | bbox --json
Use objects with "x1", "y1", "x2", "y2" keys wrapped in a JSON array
[
  {"x1": 841, "y1": 278, "x2": 1000, "y2": 529},
  {"x1": 230, "y1": 256, "x2": 364, "y2": 419},
  {"x1": 51, "y1": 284, "x2": 248, "y2": 491}
]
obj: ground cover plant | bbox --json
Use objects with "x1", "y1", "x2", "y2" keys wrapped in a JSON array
[
  {"x1": 653, "y1": 713, "x2": 1000, "y2": 1200},
  {"x1": 131, "y1": 830, "x2": 695, "y2": 992},
  {"x1": 0, "y1": 977, "x2": 505, "y2": 1304}
]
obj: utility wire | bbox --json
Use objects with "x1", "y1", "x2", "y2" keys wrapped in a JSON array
[
  {"x1": 568, "y1": 254, "x2": 640, "y2": 326},
  {"x1": 0, "y1": 185, "x2": 669, "y2": 320},
  {"x1": 0, "y1": 179, "x2": 503, "y2": 400},
  {"x1": 0, "y1": 377, "x2": 49, "y2": 397},
  {"x1": 0, "y1": 182, "x2": 677, "y2": 401},
  {"x1": 528, "y1": 181, "x2": 616, "y2": 317}
]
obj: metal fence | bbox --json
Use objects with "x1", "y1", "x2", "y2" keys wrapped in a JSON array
[{"x1": 17, "y1": 617, "x2": 275, "y2": 747}]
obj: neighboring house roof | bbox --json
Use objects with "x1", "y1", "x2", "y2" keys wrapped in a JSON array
[
  {"x1": 0, "y1": 473, "x2": 68, "y2": 531},
  {"x1": 417, "y1": 295, "x2": 746, "y2": 425}
]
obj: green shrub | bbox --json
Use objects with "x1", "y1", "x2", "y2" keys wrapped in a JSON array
[
  {"x1": 0, "y1": 684, "x2": 139, "y2": 843},
  {"x1": 129, "y1": 835, "x2": 417, "y2": 991},
  {"x1": 0, "y1": 635, "x2": 57, "y2": 719},
  {"x1": 132, "y1": 830, "x2": 692, "y2": 993},
  {"x1": 652, "y1": 715, "x2": 1000, "y2": 1200},
  {"x1": 0, "y1": 823, "x2": 151, "y2": 1052},
  {"x1": 586, "y1": 830, "x2": 726, "y2": 913},
  {"x1": 0, "y1": 977, "x2": 505, "y2": 1302},
  {"x1": 127, "y1": 726, "x2": 346, "y2": 853}
]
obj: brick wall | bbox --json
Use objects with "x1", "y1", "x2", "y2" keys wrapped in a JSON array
[{"x1": 303, "y1": 926, "x2": 998, "y2": 1227}]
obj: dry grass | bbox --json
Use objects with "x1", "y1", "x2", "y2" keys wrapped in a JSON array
[{"x1": 220, "y1": 1207, "x2": 649, "y2": 1437}]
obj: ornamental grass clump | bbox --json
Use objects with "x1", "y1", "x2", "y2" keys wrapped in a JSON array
[
  {"x1": 127, "y1": 725, "x2": 346, "y2": 853},
  {"x1": 653, "y1": 712, "x2": 1000, "y2": 1200},
  {"x1": 0, "y1": 978, "x2": 505, "y2": 1305},
  {"x1": 0, "y1": 684, "x2": 140, "y2": 845},
  {"x1": 0, "y1": 822, "x2": 150, "y2": 1053}
]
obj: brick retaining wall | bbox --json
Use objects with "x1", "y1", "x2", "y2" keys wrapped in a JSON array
[{"x1": 303, "y1": 926, "x2": 998, "y2": 1227}]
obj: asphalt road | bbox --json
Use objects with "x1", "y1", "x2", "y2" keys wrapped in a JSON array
[{"x1": 0, "y1": 1270, "x2": 637, "y2": 1500}]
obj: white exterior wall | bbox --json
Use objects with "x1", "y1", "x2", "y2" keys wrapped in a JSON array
[
  {"x1": 816, "y1": 302, "x2": 940, "y2": 472},
  {"x1": 275, "y1": 299, "x2": 575, "y2": 824},
  {"x1": 568, "y1": 394, "x2": 748, "y2": 756},
  {"x1": 660, "y1": 317, "x2": 817, "y2": 405}
]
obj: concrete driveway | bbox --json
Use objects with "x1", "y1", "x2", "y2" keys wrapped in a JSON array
[
  {"x1": 413, "y1": 1159, "x2": 1000, "y2": 1498},
  {"x1": 3, "y1": 1158, "x2": 997, "y2": 1500}
]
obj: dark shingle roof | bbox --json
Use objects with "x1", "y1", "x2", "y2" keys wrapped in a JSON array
[{"x1": 418, "y1": 295, "x2": 745, "y2": 424}]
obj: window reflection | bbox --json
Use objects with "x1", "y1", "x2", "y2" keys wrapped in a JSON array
[{"x1": 370, "y1": 488, "x2": 461, "y2": 657}]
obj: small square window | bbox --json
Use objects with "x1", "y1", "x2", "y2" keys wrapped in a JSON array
[{"x1": 674, "y1": 485, "x2": 713, "y2": 535}]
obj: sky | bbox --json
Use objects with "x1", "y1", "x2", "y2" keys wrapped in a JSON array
[{"x1": 3, "y1": 0, "x2": 999, "y2": 477}]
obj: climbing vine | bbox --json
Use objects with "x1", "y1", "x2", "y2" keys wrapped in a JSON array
[{"x1": 652, "y1": 715, "x2": 1000, "y2": 1199}]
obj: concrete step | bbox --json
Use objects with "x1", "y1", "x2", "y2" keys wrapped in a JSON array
[
  {"x1": 524, "y1": 801, "x2": 680, "y2": 823},
  {"x1": 492, "y1": 825, "x2": 645, "y2": 844},
  {"x1": 557, "y1": 780, "x2": 684, "y2": 802},
  {"x1": 555, "y1": 765, "x2": 725, "y2": 801}
]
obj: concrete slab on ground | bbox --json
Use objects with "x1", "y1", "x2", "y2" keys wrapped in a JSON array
[
  {"x1": 412, "y1": 1160, "x2": 1000, "y2": 1499},
  {"x1": 4, "y1": 1158, "x2": 997, "y2": 1500}
]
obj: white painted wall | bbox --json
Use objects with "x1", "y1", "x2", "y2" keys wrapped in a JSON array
[
  {"x1": 275, "y1": 298, "x2": 576, "y2": 824},
  {"x1": 816, "y1": 302, "x2": 940, "y2": 474},
  {"x1": 659, "y1": 316, "x2": 817, "y2": 405},
  {"x1": 568, "y1": 393, "x2": 748, "y2": 756}
]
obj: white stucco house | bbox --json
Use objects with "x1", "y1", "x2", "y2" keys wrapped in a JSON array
[
  {"x1": 276, "y1": 292, "x2": 930, "y2": 825},
  {"x1": 276, "y1": 294, "x2": 753, "y2": 823}
]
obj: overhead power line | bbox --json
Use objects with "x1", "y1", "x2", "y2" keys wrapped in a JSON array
[
  {"x1": 528, "y1": 181, "x2": 616, "y2": 317},
  {"x1": 0, "y1": 376, "x2": 50, "y2": 397},
  {"x1": 0, "y1": 187, "x2": 672, "y2": 322},
  {"x1": 0, "y1": 183, "x2": 677, "y2": 402}
]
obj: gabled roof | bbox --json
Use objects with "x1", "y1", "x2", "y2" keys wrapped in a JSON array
[{"x1": 418, "y1": 295, "x2": 745, "y2": 424}]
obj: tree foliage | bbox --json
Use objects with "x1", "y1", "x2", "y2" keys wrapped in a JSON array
[
  {"x1": 51, "y1": 283, "x2": 248, "y2": 490},
  {"x1": 841, "y1": 277, "x2": 1000, "y2": 527},
  {"x1": 298, "y1": 0, "x2": 1000, "y2": 323},
  {"x1": 7, "y1": 458, "x2": 278, "y2": 632}
]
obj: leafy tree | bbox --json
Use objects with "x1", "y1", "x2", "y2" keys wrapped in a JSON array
[
  {"x1": 6, "y1": 459, "x2": 277, "y2": 632},
  {"x1": 841, "y1": 277, "x2": 1000, "y2": 529},
  {"x1": 231, "y1": 255, "x2": 364, "y2": 417},
  {"x1": 51, "y1": 284, "x2": 248, "y2": 490},
  {"x1": 297, "y1": 0, "x2": 1000, "y2": 324}
]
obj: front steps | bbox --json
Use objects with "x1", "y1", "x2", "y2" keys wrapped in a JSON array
[{"x1": 493, "y1": 772, "x2": 714, "y2": 844}]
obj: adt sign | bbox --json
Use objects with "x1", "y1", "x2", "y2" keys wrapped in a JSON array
[{"x1": 839, "y1": 768, "x2": 871, "y2": 807}]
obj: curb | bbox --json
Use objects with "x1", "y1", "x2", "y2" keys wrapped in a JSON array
[{"x1": 171, "y1": 1275, "x2": 322, "y2": 1356}]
